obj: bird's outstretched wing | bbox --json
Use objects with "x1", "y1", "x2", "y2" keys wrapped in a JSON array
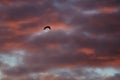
[{"x1": 43, "y1": 26, "x2": 51, "y2": 30}]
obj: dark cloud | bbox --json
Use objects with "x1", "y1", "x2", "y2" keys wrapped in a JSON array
[
  {"x1": 0, "y1": 26, "x2": 14, "y2": 36},
  {"x1": 0, "y1": 0, "x2": 60, "y2": 22},
  {"x1": 19, "y1": 22, "x2": 40, "y2": 31},
  {"x1": 0, "y1": 0, "x2": 120, "y2": 80},
  {"x1": 106, "y1": 73, "x2": 120, "y2": 80},
  {"x1": 53, "y1": 0, "x2": 120, "y2": 35}
]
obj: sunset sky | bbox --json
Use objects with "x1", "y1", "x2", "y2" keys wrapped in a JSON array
[{"x1": 0, "y1": 0, "x2": 120, "y2": 80}]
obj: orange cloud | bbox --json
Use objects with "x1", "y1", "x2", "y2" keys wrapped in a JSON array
[
  {"x1": 77, "y1": 48, "x2": 95, "y2": 55},
  {"x1": 99, "y1": 7, "x2": 118, "y2": 14}
]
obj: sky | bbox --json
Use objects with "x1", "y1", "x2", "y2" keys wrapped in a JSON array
[{"x1": 0, "y1": 0, "x2": 120, "y2": 80}]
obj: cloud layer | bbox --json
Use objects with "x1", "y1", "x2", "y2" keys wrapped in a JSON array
[{"x1": 0, "y1": 0, "x2": 120, "y2": 80}]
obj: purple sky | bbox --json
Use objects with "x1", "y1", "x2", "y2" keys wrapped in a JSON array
[{"x1": 0, "y1": 0, "x2": 120, "y2": 80}]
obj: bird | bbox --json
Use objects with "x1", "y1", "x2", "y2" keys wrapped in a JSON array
[{"x1": 43, "y1": 26, "x2": 51, "y2": 30}]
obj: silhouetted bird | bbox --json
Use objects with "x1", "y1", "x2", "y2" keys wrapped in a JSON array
[{"x1": 43, "y1": 26, "x2": 51, "y2": 30}]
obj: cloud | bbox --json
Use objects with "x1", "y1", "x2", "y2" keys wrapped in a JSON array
[
  {"x1": 2, "y1": 67, "x2": 120, "y2": 80},
  {"x1": 0, "y1": 0, "x2": 120, "y2": 80},
  {"x1": 36, "y1": 68, "x2": 120, "y2": 80},
  {"x1": 106, "y1": 73, "x2": 120, "y2": 80}
]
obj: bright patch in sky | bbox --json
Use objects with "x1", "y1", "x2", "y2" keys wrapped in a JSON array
[
  {"x1": 29, "y1": 73, "x2": 40, "y2": 79},
  {"x1": 47, "y1": 67, "x2": 120, "y2": 80},
  {"x1": 82, "y1": 10, "x2": 99, "y2": 15},
  {"x1": 85, "y1": 68, "x2": 120, "y2": 77},
  {"x1": 29, "y1": 29, "x2": 51, "y2": 40},
  {"x1": 0, "y1": 71, "x2": 4, "y2": 80},
  {"x1": 95, "y1": 68, "x2": 120, "y2": 77},
  {"x1": 0, "y1": 50, "x2": 25, "y2": 68}
]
